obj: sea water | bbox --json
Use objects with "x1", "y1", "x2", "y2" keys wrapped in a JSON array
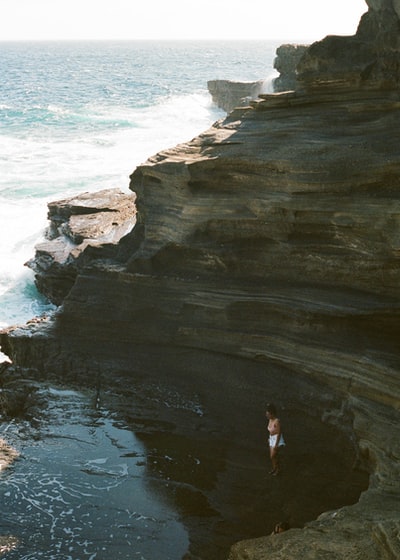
[
  {"x1": 0, "y1": 40, "x2": 280, "y2": 330},
  {"x1": 0, "y1": 384, "x2": 192, "y2": 560}
]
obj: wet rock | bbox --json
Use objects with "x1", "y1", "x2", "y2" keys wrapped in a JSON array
[
  {"x1": 0, "y1": 438, "x2": 19, "y2": 471},
  {"x1": 0, "y1": 363, "x2": 44, "y2": 421},
  {"x1": 0, "y1": 536, "x2": 19, "y2": 554}
]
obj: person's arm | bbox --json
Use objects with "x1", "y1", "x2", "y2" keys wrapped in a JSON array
[{"x1": 274, "y1": 419, "x2": 281, "y2": 448}]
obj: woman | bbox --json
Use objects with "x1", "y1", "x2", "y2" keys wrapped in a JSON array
[
  {"x1": 266, "y1": 403, "x2": 285, "y2": 475},
  {"x1": 272, "y1": 521, "x2": 290, "y2": 534}
]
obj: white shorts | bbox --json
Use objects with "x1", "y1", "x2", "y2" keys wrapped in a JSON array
[{"x1": 269, "y1": 434, "x2": 285, "y2": 447}]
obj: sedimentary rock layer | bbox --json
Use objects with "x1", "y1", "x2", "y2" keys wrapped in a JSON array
[{"x1": 26, "y1": 188, "x2": 136, "y2": 305}]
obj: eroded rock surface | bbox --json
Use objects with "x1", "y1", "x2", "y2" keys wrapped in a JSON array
[
  {"x1": 1, "y1": 1, "x2": 400, "y2": 559},
  {"x1": 0, "y1": 438, "x2": 19, "y2": 472},
  {"x1": 26, "y1": 188, "x2": 136, "y2": 304},
  {"x1": 297, "y1": 0, "x2": 400, "y2": 90},
  {"x1": 229, "y1": 489, "x2": 400, "y2": 559},
  {"x1": 273, "y1": 44, "x2": 308, "y2": 92}
]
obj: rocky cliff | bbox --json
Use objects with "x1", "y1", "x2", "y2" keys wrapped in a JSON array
[{"x1": 1, "y1": 1, "x2": 400, "y2": 559}]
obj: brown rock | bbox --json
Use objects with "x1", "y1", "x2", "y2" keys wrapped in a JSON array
[{"x1": 296, "y1": 0, "x2": 400, "y2": 90}]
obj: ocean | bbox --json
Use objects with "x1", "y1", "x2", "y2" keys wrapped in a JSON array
[{"x1": 0, "y1": 40, "x2": 280, "y2": 331}]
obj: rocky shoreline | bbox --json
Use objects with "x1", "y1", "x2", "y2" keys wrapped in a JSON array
[
  {"x1": 1, "y1": 1, "x2": 400, "y2": 558},
  {"x1": 0, "y1": 361, "x2": 369, "y2": 559}
]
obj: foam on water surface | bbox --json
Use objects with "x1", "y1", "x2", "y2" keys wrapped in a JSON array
[{"x1": 0, "y1": 386, "x2": 189, "y2": 559}]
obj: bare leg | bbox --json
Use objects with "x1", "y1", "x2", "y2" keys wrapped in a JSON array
[{"x1": 270, "y1": 446, "x2": 279, "y2": 474}]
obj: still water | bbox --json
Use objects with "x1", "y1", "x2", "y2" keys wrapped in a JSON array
[{"x1": 0, "y1": 385, "x2": 188, "y2": 560}]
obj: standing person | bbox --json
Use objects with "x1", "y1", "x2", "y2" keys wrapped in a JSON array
[
  {"x1": 266, "y1": 403, "x2": 285, "y2": 475},
  {"x1": 272, "y1": 521, "x2": 290, "y2": 534}
]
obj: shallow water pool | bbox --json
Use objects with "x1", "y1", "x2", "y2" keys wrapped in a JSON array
[{"x1": 0, "y1": 386, "x2": 188, "y2": 560}]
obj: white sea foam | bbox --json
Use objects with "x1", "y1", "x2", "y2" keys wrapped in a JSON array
[
  {"x1": 0, "y1": 196, "x2": 53, "y2": 330},
  {"x1": 260, "y1": 70, "x2": 279, "y2": 93}
]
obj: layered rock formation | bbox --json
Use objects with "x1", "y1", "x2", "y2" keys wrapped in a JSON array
[
  {"x1": 1, "y1": 0, "x2": 400, "y2": 558},
  {"x1": 26, "y1": 188, "x2": 136, "y2": 305},
  {"x1": 297, "y1": 0, "x2": 400, "y2": 90}
]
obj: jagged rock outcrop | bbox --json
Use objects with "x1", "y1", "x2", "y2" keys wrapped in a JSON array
[
  {"x1": 296, "y1": 0, "x2": 400, "y2": 90},
  {"x1": 26, "y1": 188, "x2": 136, "y2": 305},
  {"x1": 272, "y1": 44, "x2": 308, "y2": 92},
  {"x1": 229, "y1": 488, "x2": 400, "y2": 559},
  {"x1": 208, "y1": 79, "x2": 268, "y2": 113},
  {"x1": 1, "y1": 1, "x2": 400, "y2": 559}
]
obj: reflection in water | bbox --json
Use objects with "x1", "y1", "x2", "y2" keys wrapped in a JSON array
[
  {"x1": 0, "y1": 535, "x2": 18, "y2": 554},
  {"x1": 0, "y1": 386, "x2": 188, "y2": 560},
  {"x1": 0, "y1": 435, "x2": 19, "y2": 470}
]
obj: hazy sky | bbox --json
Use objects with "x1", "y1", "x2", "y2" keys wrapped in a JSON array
[{"x1": 1, "y1": 0, "x2": 367, "y2": 42}]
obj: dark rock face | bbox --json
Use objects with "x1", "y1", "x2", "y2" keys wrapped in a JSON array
[
  {"x1": 1, "y1": 2, "x2": 400, "y2": 559},
  {"x1": 296, "y1": 0, "x2": 400, "y2": 90},
  {"x1": 273, "y1": 44, "x2": 309, "y2": 92}
]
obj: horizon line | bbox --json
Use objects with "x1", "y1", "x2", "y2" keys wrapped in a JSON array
[{"x1": 0, "y1": 36, "x2": 323, "y2": 43}]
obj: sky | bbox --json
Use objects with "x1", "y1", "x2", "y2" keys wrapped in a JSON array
[{"x1": 1, "y1": 0, "x2": 367, "y2": 42}]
